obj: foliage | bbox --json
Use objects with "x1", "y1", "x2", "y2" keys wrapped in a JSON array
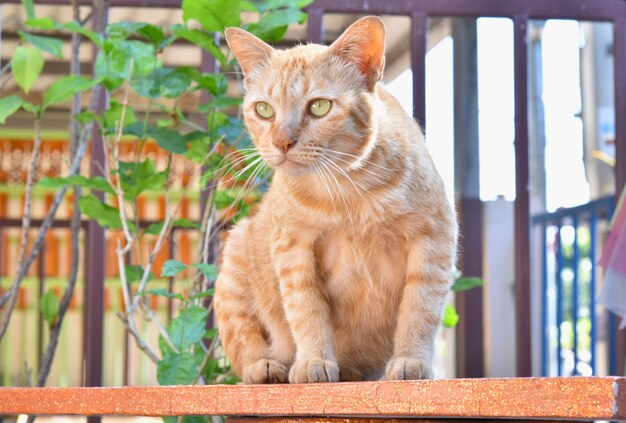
[
  {"x1": 0, "y1": 0, "x2": 310, "y2": 409},
  {"x1": 443, "y1": 273, "x2": 484, "y2": 329}
]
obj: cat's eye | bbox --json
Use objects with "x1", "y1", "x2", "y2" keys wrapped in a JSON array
[
  {"x1": 308, "y1": 98, "x2": 332, "y2": 117},
  {"x1": 255, "y1": 102, "x2": 275, "y2": 119}
]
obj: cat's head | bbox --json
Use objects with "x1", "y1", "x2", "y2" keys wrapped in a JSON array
[{"x1": 225, "y1": 16, "x2": 386, "y2": 176}]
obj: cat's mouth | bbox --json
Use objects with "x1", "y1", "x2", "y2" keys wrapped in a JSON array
[{"x1": 274, "y1": 155, "x2": 314, "y2": 175}]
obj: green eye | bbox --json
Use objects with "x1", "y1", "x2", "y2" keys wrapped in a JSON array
[
  {"x1": 255, "y1": 102, "x2": 274, "y2": 119},
  {"x1": 308, "y1": 98, "x2": 332, "y2": 117}
]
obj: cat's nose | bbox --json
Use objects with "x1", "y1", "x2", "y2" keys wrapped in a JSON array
[{"x1": 272, "y1": 137, "x2": 296, "y2": 153}]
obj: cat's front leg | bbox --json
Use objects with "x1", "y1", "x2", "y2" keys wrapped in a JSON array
[
  {"x1": 271, "y1": 228, "x2": 339, "y2": 383},
  {"x1": 386, "y1": 240, "x2": 454, "y2": 380}
]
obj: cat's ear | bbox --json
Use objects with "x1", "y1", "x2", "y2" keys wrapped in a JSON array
[
  {"x1": 329, "y1": 16, "x2": 386, "y2": 90},
  {"x1": 224, "y1": 27, "x2": 275, "y2": 75}
]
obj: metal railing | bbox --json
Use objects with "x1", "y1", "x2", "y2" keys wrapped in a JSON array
[
  {"x1": 532, "y1": 196, "x2": 618, "y2": 376},
  {"x1": 1, "y1": 0, "x2": 626, "y2": 384}
]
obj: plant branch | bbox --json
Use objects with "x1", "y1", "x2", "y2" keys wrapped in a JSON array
[
  {"x1": 0, "y1": 78, "x2": 103, "y2": 340},
  {"x1": 0, "y1": 113, "x2": 44, "y2": 335},
  {"x1": 32, "y1": 0, "x2": 84, "y2": 392}
]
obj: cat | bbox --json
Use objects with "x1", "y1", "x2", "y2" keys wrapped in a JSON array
[{"x1": 214, "y1": 16, "x2": 457, "y2": 384}]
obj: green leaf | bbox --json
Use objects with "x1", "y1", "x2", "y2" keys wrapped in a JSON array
[
  {"x1": 204, "y1": 327, "x2": 218, "y2": 339},
  {"x1": 19, "y1": 31, "x2": 63, "y2": 59},
  {"x1": 255, "y1": 0, "x2": 313, "y2": 13},
  {"x1": 0, "y1": 96, "x2": 24, "y2": 125},
  {"x1": 117, "y1": 158, "x2": 169, "y2": 200},
  {"x1": 38, "y1": 175, "x2": 115, "y2": 195},
  {"x1": 192, "y1": 263, "x2": 218, "y2": 282},
  {"x1": 442, "y1": 304, "x2": 459, "y2": 328},
  {"x1": 182, "y1": 0, "x2": 241, "y2": 33},
  {"x1": 141, "y1": 288, "x2": 185, "y2": 301},
  {"x1": 200, "y1": 96, "x2": 242, "y2": 111},
  {"x1": 172, "y1": 27, "x2": 227, "y2": 66},
  {"x1": 131, "y1": 67, "x2": 192, "y2": 99},
  {"x1": 161, "y1": 259, "x2": 188, "y2": 277},
  {"x1": 62, "y1": 21, "x2": 103, "y2": 49},
  {"x1": 157, "y1": 352, "x2": 198, "y2": 385},
  {"x1": 22, "y1": 0, "x2": 35, "y2": 19},
  {"x1": 107, "y1": 21, "x2": 165, "y2": 47},
  {"x1": 103, "y1": 99, "x2": 138, "y2": 131},
  {"x1": 124, "y1": 123, "x2": 188, "y2": 154},
  {"x1": 94, "y1": 40, "x2": 156, "y2": 89},
  {"x1": 189, "y1": 288, "x2": 215, "y2": 300},
  {"x1": 124, "y1": 265, "x2": 153, "y2": 284},
  {"x1": 167, "y1": 306, "x2": 209, "y2": 352},
  {"x1": 247, "y1": 8, "x2": 307, "y2": 42},
  {"x1": 74, "y1": 111, "x2": 101, "y2": 126},
  {"x1": 40, "y1": 290, "x2": 60, "y2": 326},
  {"x1": 12, "y1": 46, "x2": 44, "y2": 94},
  {"x1": 451, "y1": 277, "x2": 484, "y2": 293},
  {"x1": 22, "y1": 102, "x2": 39, "y2": 114},
  {"x1": 194, "y1": 73, "x2": 227, "y2": 97},
  {"x1": 78, "y1": 194, "x2": 135, "y2": 232},
  {"x1": 144, "y1": 218, "x2": 198, "y2": 236},
  {"x1": 26, "y1": 17, "x2": 59, "y2": 30},
  {"x1": 43, "y1": 76, "x2": 96, "y2": 110}
]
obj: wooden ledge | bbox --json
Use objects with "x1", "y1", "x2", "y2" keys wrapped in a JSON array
[{"x1": 0, "y1": 377, "x2": 624, "y2": 420}]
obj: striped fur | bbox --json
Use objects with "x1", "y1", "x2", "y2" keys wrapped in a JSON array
[{"x1": 215, "y1": 17, "x2": 457, "y2": 384}]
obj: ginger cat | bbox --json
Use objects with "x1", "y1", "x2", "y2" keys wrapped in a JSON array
[{"x1": 214, "y1": 16, "x2": 457, "y2": 384}]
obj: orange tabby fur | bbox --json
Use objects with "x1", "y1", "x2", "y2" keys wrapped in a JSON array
[{"x1": 214, "y1": 16, "x2": 457, "y2": 384}]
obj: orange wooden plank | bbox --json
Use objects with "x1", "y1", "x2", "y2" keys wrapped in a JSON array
[{"x1": 0, "y1": 377, "x2": 623, "y2": 420}]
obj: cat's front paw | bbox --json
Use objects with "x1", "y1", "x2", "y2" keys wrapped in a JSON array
[
  {"x1": 242, "y1": 359, "x2": 289, "y2": 384},
  {"x1": 384, "y1": 357, "x2": 433, "y2": 380},
  {"x1": 289, "y1": 358, "x2": 339, "y2": 383}
]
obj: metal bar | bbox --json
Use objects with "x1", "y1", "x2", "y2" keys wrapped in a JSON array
[
  {"x1": 37, "y1": 242, "x2": 46, "y2": 374},
  {"x1": 3, "y1": 0, "x2": 626, "y2": 21},
  {"x1": 531, "y1": 196, "x2": 614, "y2": 224},
  {"x1": 589, "y1": 212, "x2": 597, "y2": 374},
  {"x1": 556, "y1": 224, "x2": 563, "y2": 376},
  {"x1": 456, "y1": 198, "x2": 485, "y2": 378},
  {"x1": 513, "y1": 14, "x2": 531, "y2": 377},
  {"x1": 541, "y1": 223, "x2": 548, "y2": 376},
  {"x1": 84, "y1": 8, "x2": 109, "y2": 421},
  {"x1": 572, "y1": 216, "x2": 579, "y2": 375},
  {"x1": 410, "y1": 12, "x2": 427, "y2": 129},
  {"x1": 614, "y1": 16, "x2": 626, "y2": 377},
  {"x1": 609, "y1": 312, "x2": 618, "y2": 375},
  {"x1": 306, "y1": 7, "x2": 324, "y2": 44}
]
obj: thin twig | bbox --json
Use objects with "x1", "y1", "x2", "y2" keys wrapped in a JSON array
[
  {"x1": 0, "y1": 113, "x2": 44, "y2": 334},
  {"x1": 116, "y1": 312, "x2": 160, "y2": 364},
  {"x1": 0, "y1": 54, "x2": 103, "y2": 341}
]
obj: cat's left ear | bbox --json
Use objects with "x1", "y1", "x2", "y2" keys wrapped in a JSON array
[{"x1": 329, "y1": 16, "x2": 386, "y2": 91}]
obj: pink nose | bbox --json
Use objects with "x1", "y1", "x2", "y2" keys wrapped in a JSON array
[{"x1": 273, "y1": 137, "x2": 296, "y2": 153}]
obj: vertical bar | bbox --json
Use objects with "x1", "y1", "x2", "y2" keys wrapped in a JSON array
[
  {"x1": 541, "y1": 223, "x2": 548, "y2": 376},
  {"x1": 411, "y1": 12, "x2": 427, "y2": 131},
  {"x1": 37, "y1": 243, "x2": 46, "y2": 374},
  {"x1": 589, "y1": 212, "x2": 597, "y2": 374},
  {"x1": 572, "y1": 216, "x2": 579, "y2": 375},
  {"x1": 452, "y1": 19, "x2": 483, "y2": 379},
  {"x1": 84, "y1": 83, "x2": 107, "y2": 396},
  {"x1": 306, "y1": 7, "x2": 324, "y2": 44},
  {"x1": 556, "y1": 224, "x2": 563, "y2": 376},
  {"x1": 609, "y1": 312, "x2": 618, "y2": 375},
  {"x1": 513, "y1": 14, "x2": 532, "y2": 377},
  {"x1": 613, "y1": 17, "x2": 626, "y2": 376},
  {"x1": 85, "y1": 7, "x2": 109, "y2": 420}
]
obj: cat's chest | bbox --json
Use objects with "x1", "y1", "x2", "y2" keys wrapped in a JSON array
[{"x1": 317, "y1": 230, "x2": 407, "y2": 301}]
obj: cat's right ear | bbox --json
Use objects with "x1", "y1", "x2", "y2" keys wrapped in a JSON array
[{"x1": 224, "y1": 28, "x2": 275, "y2": 76}]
